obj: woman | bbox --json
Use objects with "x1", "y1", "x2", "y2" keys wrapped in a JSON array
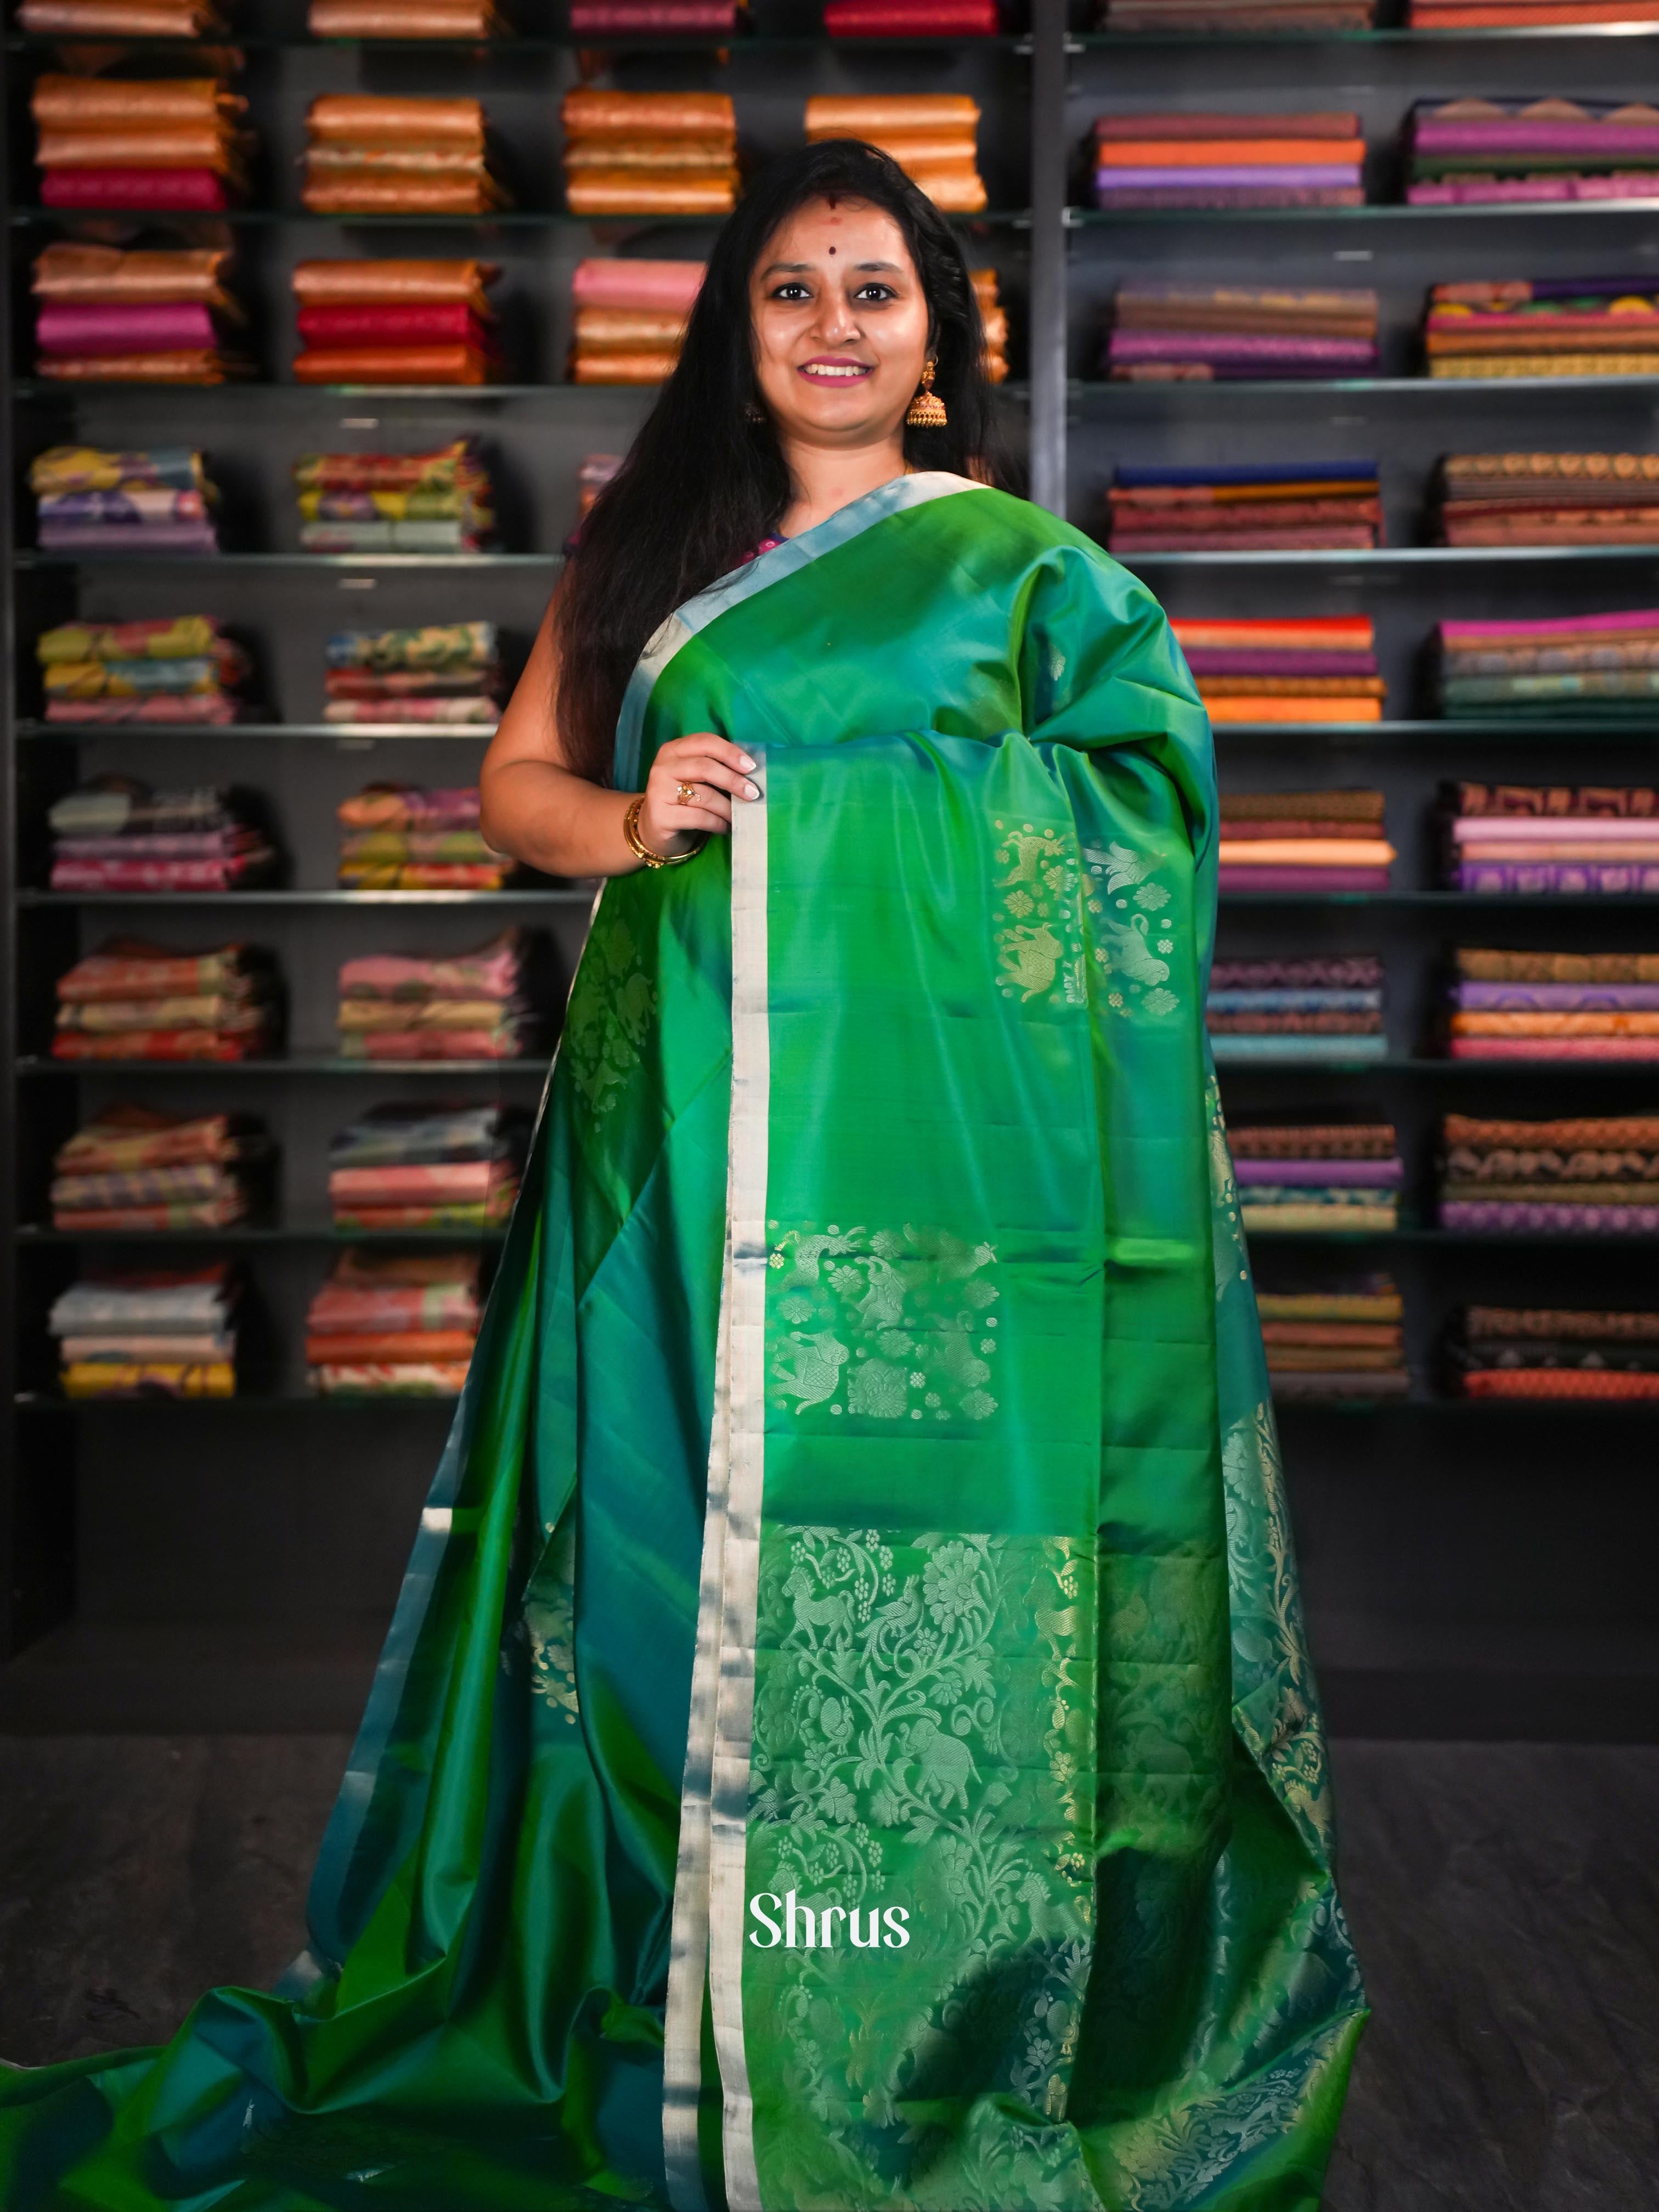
[{"x1": 0, "y1": 143, "x2": 1365, "y2": 2211}]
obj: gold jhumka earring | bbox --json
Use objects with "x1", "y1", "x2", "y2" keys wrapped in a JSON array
[{"x1": 904, "y1": 358, "x2": 947, "y2": 428}]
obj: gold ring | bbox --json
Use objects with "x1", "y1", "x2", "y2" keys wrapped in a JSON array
[{"x1": 676, "y1": 780, "x2": 698, "y2": 805}]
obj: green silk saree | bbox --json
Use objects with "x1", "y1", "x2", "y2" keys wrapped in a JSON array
[{"x1": 0, "y1": 474, "x2": 1365, "y2": 2212}]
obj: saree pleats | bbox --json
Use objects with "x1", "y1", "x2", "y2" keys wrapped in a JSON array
[{"x1": 0, "y1": 473, "x2": 1363, "y2": 2212}]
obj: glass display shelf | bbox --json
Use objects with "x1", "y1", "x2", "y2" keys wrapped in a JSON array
[
  {"x1": 18, "y1": 1218, "x2": 509, "y2": 1245},
  {"x1": 1217, "y1": 890, "x2": 1659, "y2": 907},
  {"x1": 1115, "y1": 545, "x2": 1659, "y2": 572},
  {"x1": 1211, "y1": 1056, "x2": 1659, "y2": 1077},
  {"x1": 12, "y1": 206, "x2": 1029, "y2": 230},
  {"x1": 18, "y1": 887, "x2": 594, "y2": 907},
  {"x1": 1072, "y1": 375, "x2": 1659, "y2": 403},
  {"x1": 17, "y1": 551, "x2": 562, "y2": 571},
  {"x1": 16, "y1": 379, "x2": 1033, "y2": 405},
  {"x1": 16, "y1": 1055, "x2": 549, "y2": 1077},
  {"x1": 18, "y1": 722, "x2": 499, "y2": 741},
  {"x1": 17, "y1": 718, "x2": 1654, "y2": 745},
  {"x1": 1074, "y1": 20, "x2": 1659, "y2": 38},
  {"x1": 17, "y1": 1391, "x2": 472, "y2": 1410},
  {"x1": 1245, "y1": 1224, "x2": 1659, "y2": 1245},
  {"x1": 1068, "y1": 198, "x2": 1659, "y2": 225},
  {"x1": 21, "y1": 1388, "x2": 1657, "y2": 1414}
]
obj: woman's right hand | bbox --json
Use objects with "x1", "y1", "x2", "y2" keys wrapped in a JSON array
[{"x1": 636, "y1": 733, "x2": 761, "y2": 857}]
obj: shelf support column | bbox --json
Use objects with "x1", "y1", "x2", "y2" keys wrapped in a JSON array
[{"x1": 1028, "y1": 0, "x2": 1069, "y2": 518}]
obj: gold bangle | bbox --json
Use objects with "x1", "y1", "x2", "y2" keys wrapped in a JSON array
[{"x1": 624, "y1": 793, "x2": 704, "y2": 869}]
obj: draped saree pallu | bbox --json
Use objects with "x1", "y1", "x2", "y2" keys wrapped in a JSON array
[{"x1": 0, "y1": 473, "x2": 1365, "y2": 2212}]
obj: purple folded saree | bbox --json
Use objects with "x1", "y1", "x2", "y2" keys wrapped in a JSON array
[
  {"x1": 1234, "y1": 1158, "x2": 1403, "y2": 1187},
  {"x1": 1108, "y1": 331, "x2": 1380, "y2": 369},
  {"x1": 1182, "y1": 649, "x2": 1380, "y2": 678},
  {"x1": 1221, "y1": 867, "x2": 1391, "y2": 893},
  {"x1": 36, "y1": 302, "x2": 221, "y2": 355}
]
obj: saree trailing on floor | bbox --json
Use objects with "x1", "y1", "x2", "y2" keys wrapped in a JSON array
[{"x1": 0, "y1": 475, "x2": 1365, "y2": 2210}]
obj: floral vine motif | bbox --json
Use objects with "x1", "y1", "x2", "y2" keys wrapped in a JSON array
[
  {"x1": 1084, "y1": 842, "x2": 1180, "y2": 1022},
  {"x1": 751, "y1": 1526, "x2": 1096, "y2": 2137},
  {"x1": 560, "y1": 909, "x2": 656, "y2": 1119},
  {"x1": 523, "y1": 1516, "x2": 580, "y2": 1726},
  {"x1": 992, "y1": 821, "x2": 1086, "y2": 1009},
  {"x1": 766, "y1": 1221, "x2": 1001, "y2": 1426}
]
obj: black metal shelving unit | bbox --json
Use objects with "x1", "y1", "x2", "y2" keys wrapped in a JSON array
[{"x1": 4, "y1": 0, "x2": 1659, "y2": 1735}]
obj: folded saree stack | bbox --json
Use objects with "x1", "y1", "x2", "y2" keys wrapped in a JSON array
[
  {"x1": 1220, "y1": 791, "x2": 1393, "y2": 894},
  {"x1": 1172, "y1": 616, "x2": 1383, "y2": 722},
  {"x1": 306, "y1": 1249, "x2": 482, "y2": 1394},
  {"x1": 49, "y1": 1104, "x2": 270, "y2": 1232},
  {"x1": 32, "y1": 243, "x2": 250, "y2": 385},
  {"x1": 327, "y1": 1102, "x2": 528, "y2": 1230},
  {"x1": 336, "y1": 928, "x2": 539, "y2": 1056},
  {"x1": 292, "y1": 438, "x2": 492, "y2": 552},
  {"x1": 1101, "y1": 0, "x2": 1375, "y2": 25},
  {"x1": 1208, "y1": 953, "x2": 1386, "y2": 1062},
  {"x1": 805, "y1": 96, "x2": 986, "y2": 211},
  {"x1": 1108, "y1": 461, "x2": 1382, "y2": 554},
  {"x1": 1423, "y1": 276, "x2": 1659, "y2": 379},
  {"x1": 971, "y1": 268, "x2": 1008, "y2": 380},
  {"x1": 1405, "y1": 97, "x2": 1659, "y2": 206},
  {"x1": 1092, "y1": 110, "x2": 1364, "y2": 212},
  {"x1": 36, "y1": 615, "x2": 250, "y2": 727},
  {"x1": 1432, "y1": 452, "x2": 1659, "y2": 546},
  {"x1": 1255, "y1": 1272, "x2": 1409, "y2": 1402},
  {"x1": 293, "y1": 260, "x2": 502, "y2": 387},
  {"x1": 569, "y1": 257, "x2": 703, "y2": 383},
  {"x1": 823, "y1": 0, "x2": 998, "y2": 30},
  {"x1": 53, "y1": 939, "x2": 280, "y2": 1062},
  {"x1": 1105, "y1": 284, "x2": 1379, "y2": 381},
  {"x1": 49, "y1": 778, "x2": 278, "y2": 891},
  {"x1": 31, "y1": 444, "x2": 221, "y2": 555},
  {"x1": 32, "y1": 72, "x2": 250, "y2": 212},
  {"x1": 1436, "y1": 609, "x2": 1659, "y2": 717},
  {"x1": 1442, "y1": 779, "x2": 1659, "y2": 894},
  {"x1": 1446, "y1": 1305, "x2": 1659, "y2": 1400},
  {"x1": 1439, "y1": 1110, "x2": 1659, "y2": 1232},
  {"x1": 49, "y1": 1263, "x2": 239, "y2": 1400},
  {"x1": 308, "y1": 0, "x2": 506, "y2": 33},
  {"x1": 17, "y1": 0, "x2": 229, "y2": 29},
  {"x1": 325, "y1": 620, "x2": 500, "y2": 726},
  {"x1": 1228, "y1": 1116, "x2": 1402, "y2": 1233},
  {"x1": 566, "y1": 0, "x2": 738, "y2": 29},
  {"x1": 303, "y1": 97, "x2": 509, "y2": 215},
  {"x1": 336, "y1": 785, "x2": 507, "y2": 891},
  {"x1": 561, "y1": 91, "x2": 737, "y2": 217},
  {"x1": 1444, "y1": 948, "x2": 1659, "y2": 1060}
]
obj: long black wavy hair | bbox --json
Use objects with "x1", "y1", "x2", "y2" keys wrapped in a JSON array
[{"x1": 553, "y1": 138, "x2": 1015, "y2": 781}]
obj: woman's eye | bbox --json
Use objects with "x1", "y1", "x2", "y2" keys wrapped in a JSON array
[
  {"x1": 855, "y1": 284, "x2": 896, "y2": 303},
  {"x1": 772, "y1": 283, "x2": 812, "y2": 303}
]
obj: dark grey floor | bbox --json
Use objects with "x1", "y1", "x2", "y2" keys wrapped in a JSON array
[{"x1": 0, "y1": 1738, "x2": 1654, "y2": 2209}]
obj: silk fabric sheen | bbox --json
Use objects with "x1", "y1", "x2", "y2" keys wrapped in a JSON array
[{"x1": 0, "y1": 476, "x2": 1363, "y2": 2210}]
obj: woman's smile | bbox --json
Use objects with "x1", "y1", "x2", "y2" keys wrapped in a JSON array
[{"x1": 798, "y1": 355, "x2": 873, "y2": 381}]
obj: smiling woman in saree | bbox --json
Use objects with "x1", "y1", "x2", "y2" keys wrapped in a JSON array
[{"x1": 0, "y1": 140, "x2": 1365, "y2": 2212}]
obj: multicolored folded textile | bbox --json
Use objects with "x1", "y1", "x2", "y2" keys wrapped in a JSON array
[
  {"x1": 1109, "y1": 461, "x2": 1381, "y2": 555},
  {"x1": 32, "y1": 242, "x2": 250, "y2": 384},
  {"x1": 336, "y1": 926, "x2": 543, "y2": 1056},
  {"x1": 327, "y1": 1101, "x2": 529, "y2": 1230},
  {"x1": 292, "y1": 259, "x2": 503, "y2": 386},
  {"x1": 48, "y1": 1261, "x2": 239, "y2": 1398},
  {"x1": 1252, "y1": 1269, "x2": 1408, "y2": 1401},
  {"x1": 36, "y1": 614, "x2": 252, "y2": 726},
  {"x1": 52, "y1": 939, "x2": 280, "y2": 1062},
  {"x1": 1433, "y1": 452, "x2": 1659, "y2": 546},
  {"x1": 335, "y1": 784, "x2": 509, "y2": 891},
  {"x1": 1103, "y1": 0, "x2": 1374, "y2": 22},
  {"x1": 1172, "y1": 617, "x2": 1383, "y2": 724},
  {"x1": 49, "y1": 1105, "x2": 270, "y2": 1232},
  {"x1": 1444, "y1": 947, "x2": 1659, "y2": 1058},
  {"x1": 805, "y1": 95, "x2": 986, "y2": 211},
  {"x1": 324, "y1": 620, "x2": 500, "y2": 727},
  {"x1": 1105, "y1": 284, "x2": 1379, "y2": 381},
  {"x1": 303, "y1": 96, "x2": 509, "y2": 215},
  {"x1": 1440, "y1": 778, "x2": 1659, "y2": 893},
  {"x1": 971, "y1": 267, "x2": 1007, "y2": 382},
  {"x1": 1218, "y1": 790, "x2": 1393, "y2": 895},
  {"x1": 825, "y1": 0, "x2": 997, "y2": 29},
  {"x1": 1208, "y1": 952, "x2": 1385, "y2": 1062},
  {"x1": 1093, "y1": 109, "x2": 1364, "y2": 211},
  {"x1": 1435, "y1": 610, "x2": 1659, "y2": 719},
  {"x1": 1228, "y1": 1115, "x2": 1402, "y2": 1233},
  {"x1": 48, "y1": 777, "x2": 279, "y2": 891},
  {"x1": 561, "y1": 89, "x2": 737, "y2": 218},
  {"x1": 1422, "y1": 277, "x2": 1659, "y2": 380},
  {"x1": 309, "y1": 0, "x2": 507, "y2": 31},
  {"x1": 568, "y1": 257, "x2": 704, "y2": 384},
  {"x1": 566, "y1": 0, "x2": 738, "y2": 27},
  {"x1": 29, "y1": 443, "x2": 221, "y2": 555},
  {"x1": 1440, "y1": 1109, "x2": 1659, "y2": 1231},
  {"x1": 1446, "y1": 1302, "x2": 1659, "y2": 1398},
  {"x1": 291, "y1": 437, "x2": 493, "y2": 552},
  {"x1": 32, "y1": 72, "x2": 251, "y2": 212},
  {"x1": 307, "y1": 1248, "x2": 482, "y2": 1394},
  {"x1": 20, "y1": 0, "x2": 229, "y2": 27},
  {"x1": 1405, "y1": 97, "x2": 1659, "y2": 207}
]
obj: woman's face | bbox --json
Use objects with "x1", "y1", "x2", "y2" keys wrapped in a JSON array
[{"x1": 748, "y1": 195, "x2": 931, "y2": 447}]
